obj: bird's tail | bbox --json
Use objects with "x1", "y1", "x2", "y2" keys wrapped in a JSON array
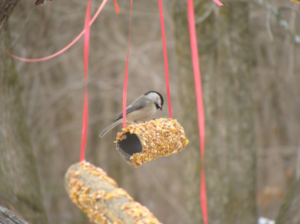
[{"x1": 99, "y1": 119, "x2": 123, "y2": 138}]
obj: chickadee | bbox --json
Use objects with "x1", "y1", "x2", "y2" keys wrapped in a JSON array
[{"x1": 99, "y1": 91, "x2": 164, "y2": 138}]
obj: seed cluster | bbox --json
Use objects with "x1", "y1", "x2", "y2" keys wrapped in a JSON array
[
  {"x1": 121, "y1": 202, "x2": 162, "y2": 224},
  {"x1": 65, "y1": 161, "x2": 162, "y2": 224},
  {"x1": 116, "y1": 118, "x2": 188, "y2": 167}
]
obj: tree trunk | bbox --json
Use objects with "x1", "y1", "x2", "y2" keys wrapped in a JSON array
[
  {"x1": 0, "y1": 25, "x2": 48, "y2": 224},
  {"x1": 276, "y1": 177, "x2": 300, "y2": 224},
  {"x1": 173, "y1": 2, "x2": 257, "y2": 223},
  {"x1": 0, "y1": 0, "x2": 19, "y2": 33}
]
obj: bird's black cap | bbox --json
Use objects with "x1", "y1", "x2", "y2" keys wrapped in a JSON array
[{"x1": 144, "y1": 90, "x2": 164, "y2": 108}]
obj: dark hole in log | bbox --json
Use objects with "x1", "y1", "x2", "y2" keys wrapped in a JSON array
[{"x1": 117, "y1": 133, "x2": 143, "y2": 161}]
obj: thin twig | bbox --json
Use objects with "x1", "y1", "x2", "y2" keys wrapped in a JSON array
[
  {"x1": 266, "y1": 12, "x2": 274, "y2": 42},
  {"x1": 254, "y1": 0, "x2": 300, "y2": 44}
]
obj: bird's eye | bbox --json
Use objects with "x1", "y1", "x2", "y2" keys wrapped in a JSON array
[{"x1": 155, "y1": 102, "x2": 160, "y2": 109}]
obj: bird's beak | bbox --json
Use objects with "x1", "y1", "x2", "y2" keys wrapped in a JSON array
[{"x1": 160, "y1": 107, "x2": 162, "y2": 111}]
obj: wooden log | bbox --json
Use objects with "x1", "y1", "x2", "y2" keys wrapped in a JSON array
[
  {"x1": 116, "y1": 118, "x2": 188, "y2": 167},
  {"x1": 65, "y1": 161, "x2": 162, "y2": 224}
]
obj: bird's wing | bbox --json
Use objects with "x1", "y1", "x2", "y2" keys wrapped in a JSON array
[{"x1": 115, "y1": 96, "x2": 148, "y2": 121}]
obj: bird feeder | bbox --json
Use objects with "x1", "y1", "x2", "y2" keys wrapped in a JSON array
[
  {"x1": 65, "y1": 161, "x2": 162, "y2": 224},
  {"x1": 116, "y1": 118, "x2": 188, "y2": 167}
]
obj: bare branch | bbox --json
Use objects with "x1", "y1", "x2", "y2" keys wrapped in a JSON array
[
  {"x1": 0, "y1": 206, "x2": 29, "y2": 224},
  {"x1": 0, "y1": 0, "x2": 19, "y2": 33},
  {"x1": 255, "y1": 0, "x2": 300, "y2": 44}
]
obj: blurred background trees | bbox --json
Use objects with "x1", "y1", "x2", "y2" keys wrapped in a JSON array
[
  {"x1": 174, "y1": 1, "x2": 256, "y2": 223},
  {"x1": 1, "y1": 0, "x2": 300, "y2": 223},
  {"x1": 0, "y1": 2, "x2": 47, "y2": 222}
]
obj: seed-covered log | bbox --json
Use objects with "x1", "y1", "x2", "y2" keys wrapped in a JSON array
[
  {"x1": 116, "y1": 118, "x2": 188, "y2": 167},
  {"x1": 65, "y1": 161, "x2": 162, "y2": 224}
]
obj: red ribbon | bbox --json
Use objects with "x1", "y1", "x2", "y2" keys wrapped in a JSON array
[
  {"x1": 158, "y1": 0, "x2": 172, "y2": 118},
  {"x1": 187, "y1": 0, "x2": 208, "y2": 223},
  {"x1": 122, "y1": 0, "x2": 133, "y2": 128},
  {"x1": 213, "y1": 0, "x2": 223, "y2": 6},
  {"x1": 6, "y1": 0, "x2": 108, "y2": 62},
  {"x1": 113, "y1": 0, "x2": 120, "y2": 14},
  {"x1": 79, "y1": 0, "x2": 91, "y2": 162}
]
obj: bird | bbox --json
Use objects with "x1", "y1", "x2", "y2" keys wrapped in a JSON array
[{"x1": 99, "y1": 91, "x2": 164, "y2": 138}]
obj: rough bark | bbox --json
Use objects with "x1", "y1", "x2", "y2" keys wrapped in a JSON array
[
  {"x1": 275, "y1": 177, "x2": 300, "y2": 224},
  {"x1": 0, "y1": 0, "x2": 19, "y2": 33},
  {"x1": 0, "y1": 25, "x2": 48, "y2": 224},
  {"x1": 0, "y1": 206, "x2": 28, "y2": 224},
  {"x1": 173, "y1": 1, "x2": 257, "y2": 223},
  {"x1": 217, "y1": 4, "x2": 256, "y2": 224}
]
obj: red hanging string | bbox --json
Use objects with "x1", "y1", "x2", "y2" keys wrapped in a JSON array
[
  {"x1": 122, "y1": 0, "x2": 133, "y2": 128},
  {"x1": 158, "y1": 0, "x2": 172, "y2": 118},
  {"x1": 5, "y1": 0, "x2": 108, "y2": 62},
  {"x1": 213, "y1": 0, "x2": 223, "y2": 6},
  {"x1": 113, "y1": 0, "x2": 120, "y2": 14},
  {"x1": 187, "y1": 0, "x2": 207, "y2": 223},
  {"x1": 79, "y1": 0, "x2": 91, "y2": 162}
]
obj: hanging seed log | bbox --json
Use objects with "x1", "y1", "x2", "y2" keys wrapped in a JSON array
[
  {"x1": 65, "y1": 161, "x2": 162, "y2": 224},
  {"x1": 116, "y1": 118, "x2": 188, "y2": 167}
]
